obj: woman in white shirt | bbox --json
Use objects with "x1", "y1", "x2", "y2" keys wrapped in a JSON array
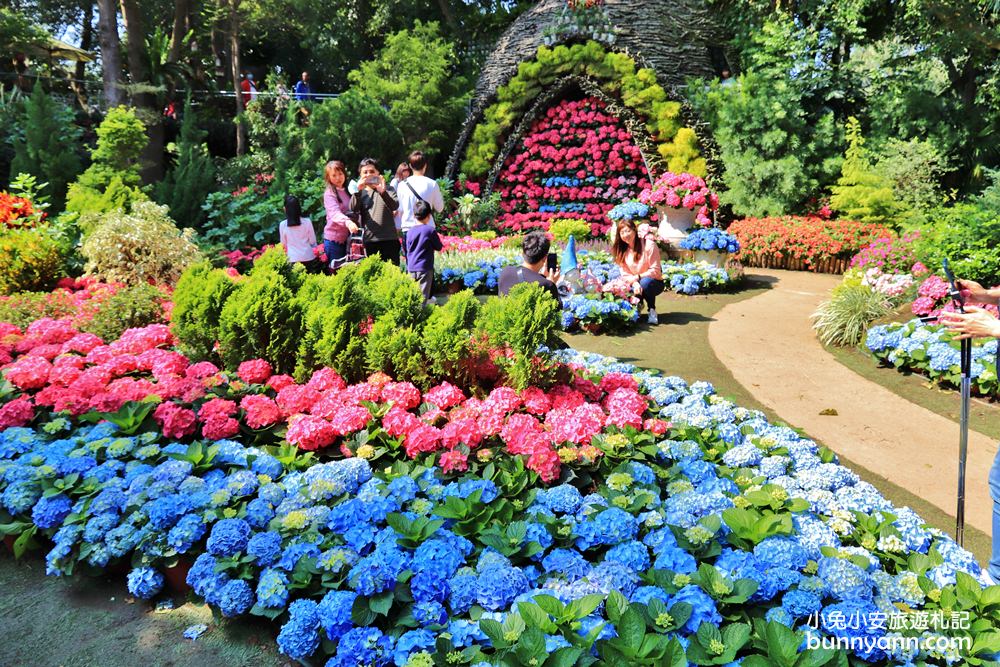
[{"x1": 279, "y1": 195, "x2": 320, "y2": 272}]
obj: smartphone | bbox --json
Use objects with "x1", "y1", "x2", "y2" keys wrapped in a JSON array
[
  {"x1": 366, "y1": 176, "x2": 380, "y2": 185},
  {"x1": 942, "y1": 259, "x2": 965, "y2": 311},
  {"x1": 546, "y1": 253, "x2": 557, "y2": 272}
]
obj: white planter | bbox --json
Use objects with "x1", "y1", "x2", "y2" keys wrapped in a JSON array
[
  {"x1": 656, "y1": 206, "x2": 698, "y2": 244},
  {"x1": 692, "y1": 250, "x2": 727, "y2": 267}
]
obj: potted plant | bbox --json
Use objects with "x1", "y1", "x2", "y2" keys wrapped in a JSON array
[
  {"x1": 678, "y1": 228, "x2": 740, "y2": 267},
  {"x1": 637, "y1": 172, "x2": 718, "y2": 244}
]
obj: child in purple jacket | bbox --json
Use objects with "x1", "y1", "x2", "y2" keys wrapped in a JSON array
[{"x1": 405, "y1": 200, "x2": 442, "y2": 303}]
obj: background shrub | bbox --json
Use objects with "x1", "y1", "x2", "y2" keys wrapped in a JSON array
[
  {"x1": 830, "y1": 118, "x2": 903, "y2": 227},
  {"x1": 218, "y1": 252, "x2": 303, "y2": 375},
  {"x1": 81, "y1": 283, "x2": 167, "y2": 342},
  {"x1": 201, "y1": 177, "x2": 323, "y2": 249},
  {"x1": 0, "y1": 289, "x2": 78, "y2": 327},
  {"x1": 9, "y1": 81, "x2": 82, "y2": 214},
  {"x1": 0, "y1": 227, "x2": 64, "y2": 295},
  {"x1": 274, "y1": 91, "x2": 405, "y2": 190},
  {"x1": 475, "y1": 282, "x2": 562, "y2": 389},
  {"x1": 80, "y1": 201, "x2": 204, "y2": 286},
  {"x1": 154, "y1": 96, "x2": 216, "y2": 230},
  {"x1": 421, "y1": 289, "x2": 483, "y2": 387},
  {"x1": 548, "y1": 218, "x2": 592, "y2": 243},
  {"x1": 65, "y1": 106, "x2": 148, "y2": 217},
  {"x1": 171, "y1": 262, "x2": 237, "y2": 362}
]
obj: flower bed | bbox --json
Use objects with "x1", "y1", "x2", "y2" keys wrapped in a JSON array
[
  {"x1": 729, "y1": 217, "x2": 893, "y2": 273},
  {"x1": 1, "y1": 317, "x2": 997, "y2": 665},
  {"x1": 492, "y1": 97, "x2": 651, "y2": 237},
  {"x1": 866, "y1": 319, "x2": 1000, "y2": 396}
]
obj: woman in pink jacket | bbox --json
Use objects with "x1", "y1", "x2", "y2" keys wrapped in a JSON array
[
  {"x1": 322, "y1": 160, "x2": 359, "y2": 270},
  {"x1": 612, "y1": 220, "x2": 665, "y2": 325}
]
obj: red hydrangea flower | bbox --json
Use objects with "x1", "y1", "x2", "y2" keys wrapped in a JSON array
[
  {"x1": 441, "y1": 418, "x2": 483, "y2": 450},
  {"x1": 520, "y1": 387, "x2": 552, "y2": 415},
  {"x1": 241, "y1": 394, "x2": 282, "y2": 429},
  {"x1": 153, "y1": 402, "x2": 198, "y2": 439},
  {"x1": 186, "y1": 361, "x2": 221, "y2": 379},
  {"x1": 202, "y1": 414, "x2": 241, "y2": 440},
  {"x1": 286, "y1": 414, "x2": 336, "y2": 450},
  {"x1": 382, "y1": 406, "x2": 422, "y2": 438},
  {"x1": 276, "y1": 385, "x2": 321, "y2": 416},
  {"x1": 485, "y1": 386, "x2": 522, "y2": 413},
  {"x1": 4, "y1": 355, "x2": 52, "y2": 390},
  {"x1": 200, "y1": 398, "x2": 237, "y2": 419},
  {"x1": 546, "y1": 403, "x2": 605, "y2": 445},
  {"x1": 527, "y1": 448, "x2": 561, "y2": 482},
  {"x1": 423, "y1": 382, "x2": 466, "y2": 410},
  {"x1": 0, "y1": 396, "x2": 34, "y2": 428},
  {"x1": 439, "y1": 449, "x2": 469, "y2": 474},
  {"x1": 599, "y1": 373, "x2": 639, "y2": 394},
  {"x1": 330, "y1": 405, "x2": 371, "y2": 436},
  {"x1": 644, "y1": 418, "x2": 670, "y2": 436},
  {"x1": 381, "y1": 382, "x2": 422, "y2": 410},
  {"x1": 267, "y1": 374, "x2": 296, "y2": 392},
  {"x1": 237, "y1": 359, "x2": 273, "y2": 384},
  {"x1": 305, "y1": 367, "x2": 345, "y2": 392},
  {"x1": 404, "y1": 424, "x2": 443, "y2": 458}
]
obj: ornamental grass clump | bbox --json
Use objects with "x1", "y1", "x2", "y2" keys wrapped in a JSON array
[{"x1": 811, "y1": 283, "x2": 893, "y2": 347}]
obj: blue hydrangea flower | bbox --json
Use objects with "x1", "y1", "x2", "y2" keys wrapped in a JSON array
[
  {"x1": 255, "y1": 568, "x2": 289, "y2": 609},
  {"x1": 32, "y1": 493, "x2": 73, "y2": 529},
  {"x1": 247, "y1": 531, "x2": 283, "y2": 567},
  {"x1": 317, "y1": 589, "x2": 356, "y2": 641},
  {"x1": 126, "y1": 566, "x2": 164, "y2": 599},
  {"x1": 207, "y1": 518, "x2": 251, "y2": 557},
  {"x1": 276, "y1": 599, "x2": 321, "y2": 660},
  {"x1": 476, "y1": 565, "x2": 529, "y2": 611}
]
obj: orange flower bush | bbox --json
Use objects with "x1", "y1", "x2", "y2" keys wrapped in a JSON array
[{"x1": 728, "y1": 216, "x2": 893, "y2": 269}]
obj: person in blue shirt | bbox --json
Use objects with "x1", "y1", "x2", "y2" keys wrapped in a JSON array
[
  {"x1": 405, "y1": 200, "x2": 443, "y2": 304},
  {"x1": 294, "y1": 71, "x2": 313, "y2": 101}
]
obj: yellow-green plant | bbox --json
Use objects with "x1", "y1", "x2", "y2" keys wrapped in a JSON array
[
  {"x1": 0, "y1": 227, "x2": 64, "y2": 295},
  {"x1": 80, "y1": 201, "x2": 203, "y2": 285},
  {"x1": 548, "y1": 218, "x2": 593, "y2": 242}
]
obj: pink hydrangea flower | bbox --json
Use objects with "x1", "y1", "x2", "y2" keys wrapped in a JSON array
[
  {"x1": 286, "y1": 414, "x2": 336, "y2": 450},
  {"x1": 237, "y1": 359, "x2": 273, "y2": 384}
]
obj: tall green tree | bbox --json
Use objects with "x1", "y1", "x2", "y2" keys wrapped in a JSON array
[
  {"x1": 10, "y1": 81, "x2": 83, "y2": 214},
  {"x1": 691, "y1": 70, "x2": 842, "y2": 216},
  {"x1": 348, "y1": 21, "x2": 470, "y2": 155},
  {"x1": 154, "y1": 96, "x2": 215, "y2": 230}
]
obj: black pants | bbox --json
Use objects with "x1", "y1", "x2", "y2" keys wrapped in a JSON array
[{"x1": 364, "y1": 240, "x2": 401, "y2": 266}]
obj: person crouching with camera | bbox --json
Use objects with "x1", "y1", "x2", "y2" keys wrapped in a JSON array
[
  {"x1": 351, "y1": 158, "x2": 400, "y2": 265},
  {"x1": 940, "y1": 279, "x2": 1000, "y2": 585}
]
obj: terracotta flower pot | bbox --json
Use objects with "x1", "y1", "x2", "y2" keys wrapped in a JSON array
[{"x1": 164, "y1": 558, "x2": 193, "y2": 594}]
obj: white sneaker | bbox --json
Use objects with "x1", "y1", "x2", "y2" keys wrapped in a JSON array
[{"x1": 647, "y1": 309, "x2": 658, "y2": 325}]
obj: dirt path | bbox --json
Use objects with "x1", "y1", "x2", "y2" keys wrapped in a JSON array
[{"x1": 709, "y1": 269, "x2": 997, "y2": 535}]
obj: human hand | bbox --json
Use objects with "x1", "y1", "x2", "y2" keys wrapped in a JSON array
[
  {"x1": 938, "y1": 306, "x2": 1000, "y2": 339},
  {"x1": 375, "y1": 175, "x2": 387, "y2": 194},
  {"x1": 632, "y1": 281, "x2": 642, "y2": 295},
  {"x1": 957, "y1": 279, "x2": 998, "y2": 306},
  {"x1": 545, "y1": 268, "x2": 561, "y2": 284},
  {"x1": 347, "y1": 222, "x2": 359, "y2": 234}
]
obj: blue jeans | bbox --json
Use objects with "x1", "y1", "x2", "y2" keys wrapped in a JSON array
[
  {"x1": 990, "y1": 444, "x2": 1000, "y2": 581},
  {"x1": 639, "y1": 277, "x2": 665, "y2": 310},
  {"x1": 324, "y1": 240, "x2": 346, "y2": 269}
]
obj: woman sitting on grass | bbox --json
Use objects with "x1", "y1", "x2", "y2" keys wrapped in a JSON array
[{"x1": 611, "y1": 219, "x2": 664, "y2": 324}]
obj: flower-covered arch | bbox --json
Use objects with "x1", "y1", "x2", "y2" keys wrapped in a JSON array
[{"x1": 455, "y1": 41, "x2": 708, "y2": 185}]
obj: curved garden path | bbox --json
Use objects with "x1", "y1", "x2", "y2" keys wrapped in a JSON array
[{"x1": 709, "y1": 269, "x2": 996, "y2": 535}]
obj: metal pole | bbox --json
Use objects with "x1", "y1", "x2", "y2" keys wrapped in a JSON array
[{"x1": 956, "y1": 337, "x2": 972, "y2": 546}]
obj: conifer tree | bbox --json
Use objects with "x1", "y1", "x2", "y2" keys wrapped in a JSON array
[
  {"x1": 830, "y1": 117, "x2": 903, "y2": 226},
  {"x1": 10, "y1": 80, "x2": 83, "y2": 214},
  {"x1": 155, "y1": 96, "x2": 216, "y2": 230}
]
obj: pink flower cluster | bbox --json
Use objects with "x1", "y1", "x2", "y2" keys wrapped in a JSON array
[
  {"x1": 439, "y1": 235, "x2": 513, "y2": 253},
  {"x1": 0, "y1": 319, "x2": 669, "y2": 483},
  {"x1": 850, "y1": 233, "x2": 919, "y2": 273},
  {"x1": 910, "y1": 275, "x2": 1000, "y2": 318},
  {"x1": 492, "y1": 97, "x2": 651, "y2": 236},
  {"x1": 638, "y1": 172, "x2": 719, "y2": 227}
]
